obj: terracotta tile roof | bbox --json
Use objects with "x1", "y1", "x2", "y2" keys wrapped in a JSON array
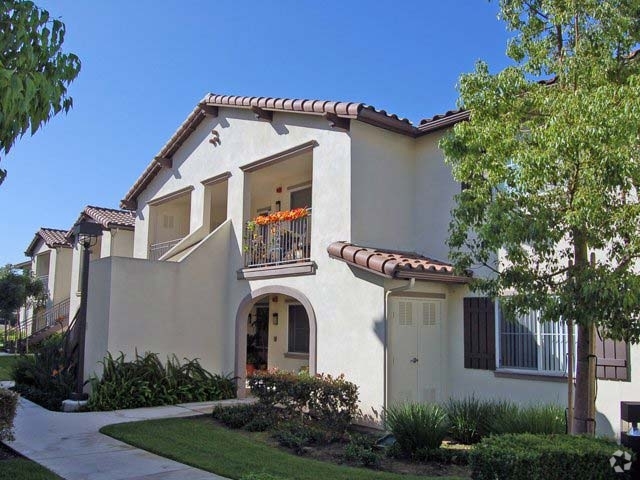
[
  {"x1": 418, "y1": 109, "x2": 469, "y2": 134},
  {"x1": 25, "y1": 228, "x2": 72, "y2": 257},
  {"x1": 81, "y1": 205, "x2": 135, "y2": 229},
  {"x1": 327, "y1": 241, "x2": 470, "y2": 283}
]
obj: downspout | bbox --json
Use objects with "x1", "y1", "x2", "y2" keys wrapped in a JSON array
[{"x1": 383, "y1": 278, "x2": 415, "y2": 415}]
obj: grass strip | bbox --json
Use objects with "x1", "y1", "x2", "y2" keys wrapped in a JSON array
[
  {"x1": 0, "y1": 458, "x2": 62, "y2": 480},
  {"x1": 102, "y1": 417, "x2": 465, "y2": 480}
]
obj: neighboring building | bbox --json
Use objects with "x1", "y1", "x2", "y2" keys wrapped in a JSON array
[
  {"x1": 66, "y1": 205, "x2": 135, "y2": 316},
  {"x1": 82, "y1": 92, "x2": 636, "y2": 437},
  {"x1": 24, "y1": 228, "x2": 73, "y2": 332}
]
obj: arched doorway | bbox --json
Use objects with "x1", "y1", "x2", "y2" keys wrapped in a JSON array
[{"x1": 235, "y1": 286, "x2": 317, "y2": 397}]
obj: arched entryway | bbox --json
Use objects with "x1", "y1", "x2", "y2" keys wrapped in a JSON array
[{"x1": 235, "y1": 286, "x2": 317, "y2": 397}]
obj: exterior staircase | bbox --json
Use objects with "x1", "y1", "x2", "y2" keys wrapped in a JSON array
[{"x1": 4, "y1": 298, "x2": 71, "y2": 353}]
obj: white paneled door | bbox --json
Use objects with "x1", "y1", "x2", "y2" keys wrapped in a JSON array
[{"x1": 389, "y1": 297, "x2": 443, "y2": 405}]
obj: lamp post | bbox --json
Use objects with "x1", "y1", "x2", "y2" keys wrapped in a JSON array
[{"x1": 70, "y1": 221, "x2": 102, "y2": 401}]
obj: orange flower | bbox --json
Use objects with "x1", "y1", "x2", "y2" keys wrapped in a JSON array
[{"x1": 253, "y1": 207, "x2": 308, "y2": 225}]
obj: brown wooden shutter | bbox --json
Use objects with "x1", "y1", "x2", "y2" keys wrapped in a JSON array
[
  {"x1": 595, "y1": 332, "x2": 629, "y2": 381},
  {"x1": 464, "y1": 297, "x2": 496, "y2": 370}
]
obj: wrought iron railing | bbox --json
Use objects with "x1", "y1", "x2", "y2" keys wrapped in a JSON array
[
  {"x1": 244, "y1": 210, "x2": 311, "y2": 268},
  {"x1": 2, "y1": 297, "x2": 70, "y2": 352},
  {"x1": 148, "y1": 237, "x2": 184, "y2": 261}
]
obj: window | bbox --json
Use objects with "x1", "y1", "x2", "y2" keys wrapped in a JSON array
[
  {"x1": 288, "y1": 305, "x2": 309, "y2": 354},
  {"x1": 498, "y1": 306, "x2": 572, "y2": 374},
  {"x1": 464, "y1": 297, "x2": 630, "y2": 380},
  {"x1": 290, "y1": 187, "x2": 312, "y2": 210}
]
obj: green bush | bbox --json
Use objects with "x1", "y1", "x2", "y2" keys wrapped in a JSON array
[
  {"x1": 490, "y1": 403, "x2": 566, "y2": 435},
  {"x1": 384, "y1": 402, "x2": 449, "y2": 454},
  {"x1": 11, "y1": 335, "x2": 74, "y2": 410},
  {"x1": 444, "y1": 395, "x2": 495, "y2": 444},
  {"x1": 212, "y1": 404, "x2": 257, "y2": 429},
  {"x1": 272, "y1": 419, "x2": 338, "y2": 453},
  {"x1": 212, "y1": 403, "x2": 276, "y2": 431},
  {"x1": 0, "y1": 388, "x2": 19, "y2": 441},
  {"x1": 248, "y1": 370, "x2": 359, "y2": 432},
  {"x1": 88, "y1": 351, "x2": 235, "y2": 410},
  {"x1": 470, "y1": 434, "x2": 633, "y2": 480},
  {"x1": 343, "y1": 435, "x2": 381, "y2": 468},
  {"x1": 414, "y1": 447, "x2": 471, "y2": 465}
]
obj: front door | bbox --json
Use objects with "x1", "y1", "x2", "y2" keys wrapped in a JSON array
[{"x1": 389, "y1": 297, "x2": 443, "y2": 405}]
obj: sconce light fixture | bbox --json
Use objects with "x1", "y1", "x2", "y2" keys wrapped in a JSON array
[{"x1": 272, "y1": 313, "x2": 279, "y2": 325}]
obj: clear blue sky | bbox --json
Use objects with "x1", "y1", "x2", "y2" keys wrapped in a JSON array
[{"x1": 0, "y1": 0, "x2": 513, "y2": 266}]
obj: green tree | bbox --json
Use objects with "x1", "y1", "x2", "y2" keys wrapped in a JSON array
[
  {"x1": 441, "y1": 0, "x2": 640, "y2": 435},
  {"x1": 0, "y1": 265, "x2": 46, "y2": 326},
  {"x1": 0, "y1": 0, "x2": 81, "y2": 185}
]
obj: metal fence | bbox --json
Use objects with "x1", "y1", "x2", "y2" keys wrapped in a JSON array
[
  {"x1": 244, "y1": 212, "x2": 311, "y2": 268},
  {"x1": 148, "y1": 238, "x2": 184, "y2": 261}
]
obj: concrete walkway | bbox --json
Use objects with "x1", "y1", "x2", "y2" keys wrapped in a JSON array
[{"x1": 6, "y1": 395, "x2": 254, "y2": 480}]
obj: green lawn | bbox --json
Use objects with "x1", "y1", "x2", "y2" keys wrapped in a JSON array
[
  {"x1": 0, "y1": 458, "x2": 62, "y2": 480},
  {"x1": 101, "y1": 417, "x2": 465, "y2": 480},
  {"x1": 0, "y1": 355, "x2": 19, "y2": 381}
]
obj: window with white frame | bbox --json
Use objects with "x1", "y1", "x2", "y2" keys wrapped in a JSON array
[{"x1": 497, "y1": 303, "x2": 575, "y2": 374}]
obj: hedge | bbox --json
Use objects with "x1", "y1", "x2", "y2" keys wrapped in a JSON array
[
  {"x1": 247, "y1": 370, "x2": 358, "y2": 431},
  {"x1": 470, "y1": 433, "x2": 635, "y2": 480}
]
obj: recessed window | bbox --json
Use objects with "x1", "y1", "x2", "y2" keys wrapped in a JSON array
[{"x1": 288, "y1": 304, "x2": 309, "y2": 354}]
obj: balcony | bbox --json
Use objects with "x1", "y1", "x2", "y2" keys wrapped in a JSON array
[
  {"x1": 244, "y1": 209, "x2": 311, "y2": 268},
  {"x1": 149, "y1": 237, "x2": 184, "y2": 261}
]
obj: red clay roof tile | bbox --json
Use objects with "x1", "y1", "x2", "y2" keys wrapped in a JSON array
[{"x1": 327, "y1": 241, "x2": 470, "y2": 283}]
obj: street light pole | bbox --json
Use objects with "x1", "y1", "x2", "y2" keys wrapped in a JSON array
[{"x1": 70, "y1": 221, "x2": 102, "y2": 401}]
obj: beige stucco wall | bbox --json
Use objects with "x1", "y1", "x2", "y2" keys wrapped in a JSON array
[
  {"x1": 52, "y1": 247, "x2": 72, "y2": 305},
  {"x1": 350, "y1": 122, "x2": 416, "y2": 252},
  {"x1": 85, "y1": 221, "x2": 233, "y2": 381}
]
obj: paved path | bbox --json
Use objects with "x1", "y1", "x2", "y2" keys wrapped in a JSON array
[{"x1": 7, "y1": 395, "x2": 254, "y2": 480}]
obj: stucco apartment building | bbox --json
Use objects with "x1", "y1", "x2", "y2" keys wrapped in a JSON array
[
  {"x1": 82, "y1": 93, "x2": 636, "y2": 436},
  {"x1": 19, "y1": 206, "x2": 135, "y2": 337}
]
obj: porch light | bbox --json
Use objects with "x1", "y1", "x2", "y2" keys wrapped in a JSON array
[
  {"x1": 272, "y1": 313, "x2": 279, "y2": 325},
  {"x1": 70, "y1": 221, "x2": 103, "y2": 401}
]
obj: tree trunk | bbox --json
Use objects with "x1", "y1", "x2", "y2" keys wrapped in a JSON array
[
  {"x1": 572, "y1": 232, "x2": 596, "y2": 435},
  {"x1": 573, "y1": 322, "x2": 596, "y2": 434}
]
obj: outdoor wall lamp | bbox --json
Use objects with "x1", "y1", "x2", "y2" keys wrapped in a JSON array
[
  {"x1": 69, "y1": 221, "x2": 103, "y2": 401},
  {"x1": 272, "y1": 313, "x2": 279, "y2": 325}
]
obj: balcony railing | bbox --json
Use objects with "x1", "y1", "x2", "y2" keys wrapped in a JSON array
[
  {"x1": 149, "y1": 237, "x2": 184, "y2": 261},
  {"x1": 244, "y1": 210, "x2": 311, "y2": 268}
]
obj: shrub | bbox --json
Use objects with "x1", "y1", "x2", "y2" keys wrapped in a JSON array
[
  {"x1": 0, "y1": 389, "x2": 19, "y2": 441},
  {"x1": 490, "y1": 403, "x2": 566, "y2": 435},
  {"x1": 212, "y1": 404, "x2": 257, "y2": 429},
  {"x1": 272, "y1": 419, "x2": 337, "y2": 453},
  {"x1": 88, "y1": 351, "x2": 235, "y2": 410},
  {"x1": 414, "y1": 447, "x2": 471, "y2": 465},
  {"x1": 384, "y1": 402, "x2": 449, "y2": 454},
  {"x1": 248, "y1": 370, "x2": 359, "y2": 432},
  {"x1": 212, "y1": 403, "x2": 276, "y2": 431},
  {"x1": 470, "y1": 434, "x2": 633, "y2": 480},
  {"x1": 344, "y1": 436, "x2": 380, "y2": 468},
  {"x1": 12, "y1": 335, "x2": 74, "y2": 410},
  {"x1": 445, "y1": 395, "x2": 494, "y2": 444}
]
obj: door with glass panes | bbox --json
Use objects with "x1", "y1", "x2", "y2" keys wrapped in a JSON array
[{"x1": 388, "y1": 297, "x2": 443, "y2": 405}]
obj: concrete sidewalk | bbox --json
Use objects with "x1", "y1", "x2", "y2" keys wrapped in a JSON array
[{"x1": 6, "y1": 395, "x2": 254, "y2": 480}]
